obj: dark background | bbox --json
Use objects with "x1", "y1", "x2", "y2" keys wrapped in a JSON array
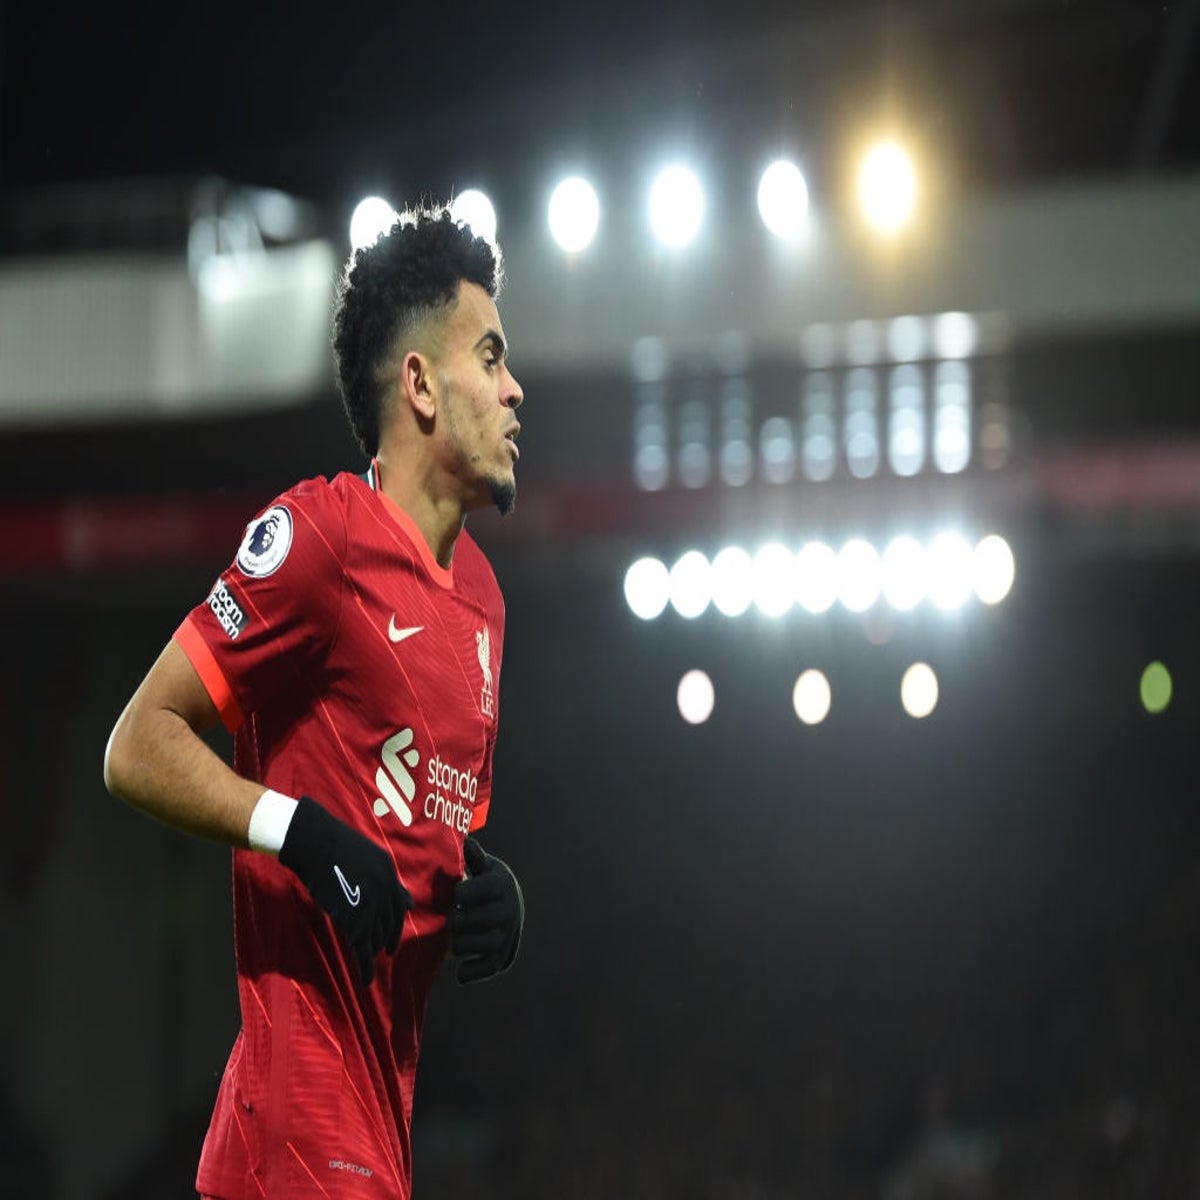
[{"x1": 3, "y1": 1, "x2": 1200, "y2": 1196}]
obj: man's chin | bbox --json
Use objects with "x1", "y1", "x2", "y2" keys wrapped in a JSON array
[{"x1": 489, "y1": 475, "x2": 517, "y2": 517}]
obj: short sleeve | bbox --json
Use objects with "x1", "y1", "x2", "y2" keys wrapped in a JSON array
[{"x1": 174, "y1": 480, "x2": 347, "y2": 732}]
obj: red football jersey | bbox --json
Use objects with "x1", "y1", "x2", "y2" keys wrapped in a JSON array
[{"x1": 176, "y1": 463, "x2": 504, "y2": 1199}]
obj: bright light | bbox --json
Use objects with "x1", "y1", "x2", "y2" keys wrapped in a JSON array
[
  {"x1": 793, "y1": 669, "x2": 832, "y2": 725},
  {"x1": 624, "y1": 557, "x2": 670, "y2": 620},
  {"x1": 933, "y1": 312, "x2": 979, "y2": 360},
  {"x1": 677, "y1": 669, "x2": 715, "y2": 725},
  {"x1": 548, "y1": 176, "x2": 600, "y2": 252},
  {"x1": 649, "y1": 165, "x2": 704, "y2": 248},
  {"x1": 926, "y1": 532, "x2": 974, "y2": 611},
  {"x1": 881, "y1": 536, "x2": 926, "y2": 612},
  {"x1": 349, "y1": 196, "x2": 398, "y2": 251},
  {"x1": 901, "y1": 662, "x2": 939, "y2": 719},
  {"x1": 669, "y1": 550, "x2": 712, "y2": 619},
  {"x1": 836, "y1": 538, "x2": 882, "y2": 613},
  {"x1": 1140, "y1": 661, "x2": 1172, "y2": 714},
  {"x1": 711, "y1": 546, "x2": 755, "y2": 617},
  {"x1": 858, "y1": 140, "x2": 917, "y2": 235},
  {"x1": 795, "y1": 541, "x2": 838, "y2": 614},
  {"x1": 973, "y1": 535, "x2": 1015, "y2": 605},
  {"x1": 753, "y1": 543, "x2": 796, "y2": 617},
  {"x1": 450, "y1": 189, "x2": 497, "y2": 243},
  {"x1": 757, "y1": 159, "x2": 809, "y2": 239}
]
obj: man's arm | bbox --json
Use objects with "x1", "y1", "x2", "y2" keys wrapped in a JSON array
[
  {"x1": 104, "y1": 637, "x2": 413, "y2": 984},
  {"x1": 103, "y1": 639, "x2": 262, "y2": 847}
]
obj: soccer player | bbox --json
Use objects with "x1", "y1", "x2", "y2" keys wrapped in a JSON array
[{"x1": 103, "y1": 206, "x2": 526, "y2": 1199}]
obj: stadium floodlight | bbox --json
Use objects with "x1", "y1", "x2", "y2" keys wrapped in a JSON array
[
  {"x1": 972, "y1": 535, "x2": 1015, "y2": 605},
  {"x1": 668, "y1": 549, "x2": 712, "y2": 618},
  {"x1": 677, "y1": 669, "x2": 716, "y2": 724},
  {"x1": 858, "y1": 140, "x2": 917, "y2": 235},
  {"x1": 753, "y1": 543, "x2": 797, "y2": 617},
  {"x1": 548, "y1": 176, "x2": 600, "y2": 252},
  {"x1": 349, "y1": 196, "x2": 399, "y2": 251},
  {"x1": 711, "y1": 546, "x2": 755, "y2": 617},
  {"x1": 881, "y1": 535, "x2": 926, "y2": 612},
  {"x1": 793, "y1": 669, "x2": 832, "y2": 726},
  {"x1": 649, "y1": 165, "x2": 704, "y2": 248},
  {"x1": 757, "y1": 159, "x2": 809, "y2": 239},
  {"x1": 901, "y1": 662, "x2": 939, "y2": 718},
  {"x1": 795, "y1": 540, "x2": 838, "y2": 614},
  {"x1": 926, "y1": 531, "x2": 974, "y2": 611},
  {"x1": 624, "y1": 556, "x2": 670, "y2": 620},
  {"x1": 450, "y1": 189, "x2": 497, "y2": 243},
  {"x1": 836, "y1": 538, "x2": 882, "y2": 613}
]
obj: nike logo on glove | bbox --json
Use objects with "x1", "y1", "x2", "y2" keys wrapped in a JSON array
[
  {"x1": 334, "y1": 865, "x2": 361, "y2": 907},
  {"x1": 388, "y1": 617, "x2": 423, "y2": 643}
]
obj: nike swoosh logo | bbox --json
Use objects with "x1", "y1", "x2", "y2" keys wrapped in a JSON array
[
  {"x1": 388, "y1": 617, "x2": 423, "y2": 643},
  {"x1": 334, "y1": 865, "x2": 361, "y2": 907}
]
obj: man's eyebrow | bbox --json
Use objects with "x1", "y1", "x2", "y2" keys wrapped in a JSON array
[{"x1": 474, "y1": 329, "x2": 508, "y2": 358}]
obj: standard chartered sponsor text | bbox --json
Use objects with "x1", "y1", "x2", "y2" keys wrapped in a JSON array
[
  {"x1": 375, "y1": 730, "x2": 477, "y2": 833},
  {"x1": 424, "y1": 752, "x2": 478, "y2": 833}
]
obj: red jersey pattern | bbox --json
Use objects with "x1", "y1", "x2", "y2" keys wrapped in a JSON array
[{"x1": 175, "y1": 468, "x2": 504, "y2": 1199}]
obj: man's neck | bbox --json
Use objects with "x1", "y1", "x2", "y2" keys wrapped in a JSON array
[{"x1": 374, "y1": 454, "x2": 466, "y2": 569}]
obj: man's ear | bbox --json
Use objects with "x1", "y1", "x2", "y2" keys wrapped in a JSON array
[{"x1": 399, "y1": 349, "x2": 437, "y2": 421}]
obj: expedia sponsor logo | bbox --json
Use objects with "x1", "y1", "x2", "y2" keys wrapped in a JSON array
[{"x1": 207, "y1": 579, "x2": 246, "y2": 640}]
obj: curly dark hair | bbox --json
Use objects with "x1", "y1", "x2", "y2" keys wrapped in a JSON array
[{"x1": 332, "y1": 205, "x2": 503, "y2": 457}]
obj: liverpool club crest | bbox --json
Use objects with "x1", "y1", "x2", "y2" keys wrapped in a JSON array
[{"x1": 476, "y1": 626, "x2": 495, "y2": 717}]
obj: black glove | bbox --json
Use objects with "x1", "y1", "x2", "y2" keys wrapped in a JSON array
[
  {"x1": 279, "y1": 795, "x2": 412, "y2": 984},
  {"x1": 447, "y1": 837, "x2": 524, "y2": 984}
]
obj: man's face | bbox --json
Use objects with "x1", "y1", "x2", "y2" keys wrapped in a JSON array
[{"x1": 433, "y1": 281, "x2": 524, "y2": 515}]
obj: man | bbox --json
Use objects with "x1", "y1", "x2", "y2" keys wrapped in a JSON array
[{"x1": 104, "y1": 206, "x2": 526, "y2": 1199}]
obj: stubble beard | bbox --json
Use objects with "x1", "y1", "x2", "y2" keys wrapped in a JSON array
[{"x1": 490, "y1": 475, "x2": 516, "y2": 517}]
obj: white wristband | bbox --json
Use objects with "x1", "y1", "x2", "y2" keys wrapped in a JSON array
[{"x1": 248, "y1": 789, "x2": 299, "y2": 856}]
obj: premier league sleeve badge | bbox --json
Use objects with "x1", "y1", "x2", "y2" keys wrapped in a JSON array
[{"x1": 236, "y1": 505, "x2": 294, "y2": 577}]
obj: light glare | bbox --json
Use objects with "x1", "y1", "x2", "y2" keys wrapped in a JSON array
[
  {"x1": 548, "y1": 176, "x2": 600, "y2": 252},
  {"x1": 927, "y1": 532, "x2": 974, "y2": 611},
  {"x1": 858, "y1": 141, "x2": 917, "y2": 235},
  {"x1": 836, "y1": 539, "x2": 882, "y2": 613},
  {"x1": 753, "y1": 543, "x2": 796, "y2": 617},
  {"x1": 901, "y1": 662, "x2": 939, "y2": 718},
  {"x1": 677, "y1": 669, "x2": 715, "y2": 725},
  {"x1": 757, "y1": 159, "x2": 809, "y2": 239},
  {"x1": 669, "y1": 550, "x2": 712, "y2": 618},
  {"x1": 624, "y1": 557, "x2": 670, "y2": 620},
  {"x1": 349, "y1": 196, "x2": 398, "y2": 251},
  {"x1": 1140, "y1": 662, "x2": 1172, "y2": 714},
  {"x1": 795, "y1": 541, "x2": 838, "y2": 614},
  {"x1": 973, "y1": 535, "x2": 1015, "y2": 605},
  {"x1": 450, "y1": 189, "x2": 497, "y2": 243},
  {"x1": 881, "y1": 536, "x2": 926, "y2": 611},
  {"x1": 711, "y1": 546, "x2": 755, "y2": 617},
  {"x1": 649, "y1": 165, "x2": 704, "y2": 248},
  {"x1": 793, "y1": 669, "x2": 832, "y2": 725}
]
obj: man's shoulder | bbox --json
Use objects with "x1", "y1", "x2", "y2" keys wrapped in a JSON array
[
  {"x1": 273, "y1": 469, "x2": 364, "y2": 509},
  {"x1": 264, "y1": 470, "x2": 373, "y2": 537}
]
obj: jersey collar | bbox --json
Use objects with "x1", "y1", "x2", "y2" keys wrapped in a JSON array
[{"x1": 365, "y1": 459, "x2": 455, "y2": 590}]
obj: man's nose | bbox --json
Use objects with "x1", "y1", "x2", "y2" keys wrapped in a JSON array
[{"x1": 504, "y1": 369, "x2": 523, "y2": 409}]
